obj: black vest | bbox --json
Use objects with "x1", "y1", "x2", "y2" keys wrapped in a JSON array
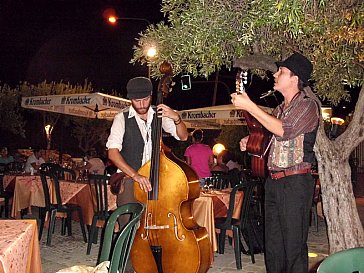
[{"x1": 120, "y1": 110, "x2": 156, "y2": 170}]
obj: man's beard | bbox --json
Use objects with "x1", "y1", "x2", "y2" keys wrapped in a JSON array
[{"x1": 134, "y1": 107, "x2": 148, "y2": 115}]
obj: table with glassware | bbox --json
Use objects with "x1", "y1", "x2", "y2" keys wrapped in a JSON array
[
  {"x1": 0, "y1": 219, "x2": 42, "y2": 273},
  {"x1": 3, "y1": 174, "x2": 117, "y2": 224},
  {"x1": 192, "y1": 188, "x2": 244, "y2": 253}
]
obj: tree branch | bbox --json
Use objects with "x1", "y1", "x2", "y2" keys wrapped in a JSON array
[{"x1": 233, "y1": 54, "x2": 277, "y2": 72}]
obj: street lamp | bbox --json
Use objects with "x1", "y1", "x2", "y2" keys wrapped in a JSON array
[
  {"x1": 107, "y1": 16, "x2": 151, "y2": 26},
  {"x1": 212, "y1": 143, "x2": 225, "y2": 156},
  {"x1": 144, "y1": 45, "x2": 157, "y2": 78},
  {"x1": 106, "y1": 15, "x2": 156, "y2": 78},
  {"x1": 44, "y1": 124, "x2": 53, "y2": 150}
]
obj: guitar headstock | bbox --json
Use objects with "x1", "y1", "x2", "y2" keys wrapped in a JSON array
[{"x1": 236, "y1": 69, "x2": 249, "y2": 94}]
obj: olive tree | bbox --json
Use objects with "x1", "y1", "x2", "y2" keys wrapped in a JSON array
[
  {"x1": 131, "y1": 0, "x2": 364, "y2": 253},
  {"x1": 0, "y1": 83, "x2": 26, "y2": 137}
]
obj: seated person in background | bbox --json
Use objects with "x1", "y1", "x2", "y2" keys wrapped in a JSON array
[
  {"x1": 79, "y1": 148, "x2": 105, "y2": 175},
  {"x1": 184, "y1": 129, "x2": 214, "y2": 186},
  {"x1": 211, "y1": 150, "x2": 229, "y2": 173},
  {"x1": 224, "y1": 151, "x2": 241, "y2": 171},
  {"x1": 25, "y1": 149, "x2": 46, "y2": 173},
  {"x1": 0, "y1": 147, "x2": 14, "y2": 165}
]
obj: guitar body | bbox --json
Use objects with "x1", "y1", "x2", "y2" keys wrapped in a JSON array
[
  {"x1": 243, "y1": 111, "x2": 270, "y2": 178},
  {"x1": 236, "y1": 70, "x2": 271, "y2": 178}
]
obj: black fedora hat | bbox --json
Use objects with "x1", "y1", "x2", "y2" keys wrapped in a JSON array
[
  {"x1": 276, "y1": 52, "x2": 313, "y2": 85},
  {"x1": 126, "y1": 77, "x2": 153, "y2": 99}
]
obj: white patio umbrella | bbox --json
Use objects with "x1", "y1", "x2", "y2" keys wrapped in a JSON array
[
  {"x1": 21, "y1": 92, "x2": 131, "y2": 120},
  {"x1": 178, "y1": 104, "x2": 273, "y2": 129}
]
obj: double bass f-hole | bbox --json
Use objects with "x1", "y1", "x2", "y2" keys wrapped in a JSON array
[{"x1": 140, "y1": 211, "x2": 185, "y2": 242}]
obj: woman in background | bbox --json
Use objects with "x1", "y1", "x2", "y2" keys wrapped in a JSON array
[{"x1": 184, "y1": 129, "x2": 214, "y2": 186}]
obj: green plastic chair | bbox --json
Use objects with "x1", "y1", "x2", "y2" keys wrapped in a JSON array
[
  {"x1": 98, "y1": 202, "x2": 145, "y2": 273},
  {"x1": 317, "y1": 247, "x2": 364, "y2": 273}
]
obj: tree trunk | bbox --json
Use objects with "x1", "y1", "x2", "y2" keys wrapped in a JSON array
[{"x1": 315, "y1": 85, "x2": 364, "y2": 254}]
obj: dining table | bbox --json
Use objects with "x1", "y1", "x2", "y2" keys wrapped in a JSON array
[
  {"x1": 192, "y1": 188, "x2": 244, "y2": 256},
  {"x1": 3, "y1": 174, "x2": 117, "y2": 226},
  {"x1": 3, "y1": 175, "x2": 45, "y2": 219},
  {"x1": 0, "y1": 219, "x2": 42, "y2": 273}
]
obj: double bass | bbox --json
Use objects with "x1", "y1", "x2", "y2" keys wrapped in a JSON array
[
  {"x1": 236, "y1": 69, "x2": 271, "y2": 178},
  {"x1": 131, "y1": 62, "x2": 211, "y2": 273}
]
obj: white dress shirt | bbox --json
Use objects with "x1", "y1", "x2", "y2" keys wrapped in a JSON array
[{"x1": 106, "y1": 106, "x2": 179, "y2": 166}]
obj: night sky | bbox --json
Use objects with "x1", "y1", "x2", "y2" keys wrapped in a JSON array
[
  {"x1": 0, "y1": 1, "x2": 163, "y2": 93},
  {"x1": 0, "y1": 0, "x2": 359, "y2": 114}
]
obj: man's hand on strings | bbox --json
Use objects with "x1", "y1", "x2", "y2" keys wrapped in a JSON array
[
  {"x1": 157, "y1": 104, "x2": 180, "y2": 122},
  {"x1": 132, "y1": 173, "x2": 152, "y2": 192}
]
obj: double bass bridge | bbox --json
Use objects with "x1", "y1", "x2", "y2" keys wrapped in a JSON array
[{"x1": 141, "y1": 212, "x2": 186, "y2": 241}]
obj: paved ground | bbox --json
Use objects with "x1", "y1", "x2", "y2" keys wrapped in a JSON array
[{"x1": 39, "y1": 198, "x2": 364, "y2": 273}]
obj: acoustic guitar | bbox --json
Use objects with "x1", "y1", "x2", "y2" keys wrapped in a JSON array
[{"x1": 236, "y1": 69, "x2": 271, "y2": 178}]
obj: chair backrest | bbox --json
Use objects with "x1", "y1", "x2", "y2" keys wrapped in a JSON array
[
  {"x1": 217, "y1": 179, "x2": 256, "y2": 227},
  {"x1": 228, "y1": 168, "x2": 243, "y2": 188},
  {"x1": 239, "y1": 179, "x2": 258, "y2": 230},
  {"x1": 40, "y1": 163, "x2": 76, "y2": 181},
  {"x1": 40, "y1": 170, "x2": 63, "y2": 208},
  {"x1": 0, "y1": 163, "x2": 8, "y2": 175},
  {"x1": 98, "y1": 202, "x2": 145, "y2": 273},
  {"x1": 0, "y1": 173, "x2": 5, "y2": 194},
  {"x1": 317, "y1": 247, "x2": 364, "y2": 273},
  {"x1": 88, "y1": 174, "x2": 110, "y2": 216}
]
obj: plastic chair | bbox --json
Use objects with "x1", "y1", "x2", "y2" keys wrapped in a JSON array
[
  {"x1": 40, "y1": 163, "x2": 76, "y2": 181},
  {"x1": 317, "y1": 247, "x2": 364, "y2": 273},
  {"x1": 39, "y1": 170, "x2": 88, "y2": 246},
  {"x1": 214, "y1": 180, "x2": 257, "y2": 269},
  {"x1": 0, "y1": 163, "x2": 12, "y2": 218},
  {"x1": 98, "y1": 202, "x2": 145, "y2": 273},
  {"x1": 86, "y1": 174, "x2": 112, "y2": 255}
]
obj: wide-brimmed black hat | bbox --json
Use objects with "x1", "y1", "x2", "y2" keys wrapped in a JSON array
[
  {"x1": 276, "y1": 52, "x2": 313, "y2": 85},
  {"x1": 126, "y1": 77, "x2": 153, "y2": 99}
]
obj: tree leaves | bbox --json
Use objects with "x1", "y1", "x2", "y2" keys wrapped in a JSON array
[{"x1": 132, "y1": 0, "x2": 363, "y2": 105}]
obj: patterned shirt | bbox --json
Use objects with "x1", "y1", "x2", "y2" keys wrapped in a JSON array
[{"x1": 267, "y1": 92, "x2": 320, "y2": 172}]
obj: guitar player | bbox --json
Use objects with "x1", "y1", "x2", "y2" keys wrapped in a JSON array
[{"x1": 231, "y1": 52, "x2": 320, "y2": 273}]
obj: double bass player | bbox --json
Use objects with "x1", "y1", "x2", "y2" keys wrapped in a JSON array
[{"x1": 106, "y1": 76, "x2": 188, "y2": 272}]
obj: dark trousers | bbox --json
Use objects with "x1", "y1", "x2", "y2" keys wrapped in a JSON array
[
  {"x1": 116, "y1": 178, "x2": 136, "y2": 273},
  {"x1": 264, "y1": 173, "x2": 315, "y2": 273}
]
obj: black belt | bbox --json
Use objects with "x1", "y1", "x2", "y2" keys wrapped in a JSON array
[{"x1": 270, "y1": 168, "x2": 311, "y2": 180}]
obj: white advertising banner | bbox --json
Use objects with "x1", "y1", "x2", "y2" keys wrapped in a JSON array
[
  {"x1": 179, "y1": 104, "x2": 272, "y2": 129},
  {"x1": 21, "y1": 92, "x2": 131, "y2": 120}
]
